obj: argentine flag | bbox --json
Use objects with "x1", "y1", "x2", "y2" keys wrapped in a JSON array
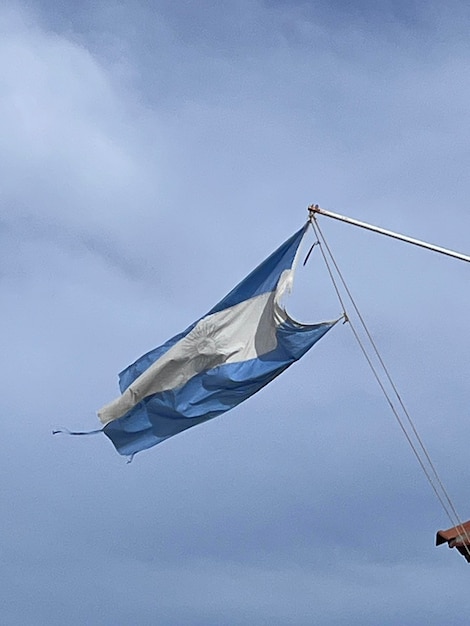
[{"x1": 99, "y1": 224, "x2": 338, "y2": 457}]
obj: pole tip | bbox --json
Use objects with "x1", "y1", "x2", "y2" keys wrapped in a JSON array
[{"x1": 308, "y1": 204, "x2": 321, "y2": 218}]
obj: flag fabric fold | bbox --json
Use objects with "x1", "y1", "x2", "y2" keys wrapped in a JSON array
[{"x1": 98, "y1": 224, "x2": 337, "y2": 456}]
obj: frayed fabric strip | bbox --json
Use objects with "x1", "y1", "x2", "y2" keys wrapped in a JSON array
[{"x1": 52, "y1": 428, "x2": 103, "y2": 436}]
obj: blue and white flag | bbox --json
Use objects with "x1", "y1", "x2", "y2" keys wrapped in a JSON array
[{"x1": 99, "y1": 224, "x2": 338, "y2": 456}]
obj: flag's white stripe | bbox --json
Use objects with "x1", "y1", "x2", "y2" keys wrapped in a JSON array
[{"x1": 98, "y1": 270, "x2": 293, "y2": 425}]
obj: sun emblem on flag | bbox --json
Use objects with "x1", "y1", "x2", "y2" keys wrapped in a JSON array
[{"x1": 185, "y1": 319, "x2": 234, "y2": 371}]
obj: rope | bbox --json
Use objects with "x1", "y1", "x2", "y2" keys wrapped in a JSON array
[{"x1": 309, "y1": 216, "x2": 470, "y2": 553}]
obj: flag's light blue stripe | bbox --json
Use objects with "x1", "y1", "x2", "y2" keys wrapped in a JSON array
[
  {"x1": 118, "y1": 224, "x2": 307, "y2": 394},
  {"x1": 207, "y1": 225, "x2": 307, "y2": 315},
  {"x1": 104, "y1": 318, "x2": 335, "y2": 456}
]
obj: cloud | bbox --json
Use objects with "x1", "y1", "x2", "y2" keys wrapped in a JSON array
[{"x1": 1, "y1": 1, "x2": 470, "y2": 624}]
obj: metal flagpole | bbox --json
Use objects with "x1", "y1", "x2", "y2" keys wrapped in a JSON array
[{"x1": 308, "y1": 204, "x2": 470, "y2": 264}]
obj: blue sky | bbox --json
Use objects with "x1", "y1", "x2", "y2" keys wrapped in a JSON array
[{"x1": 2, "y1": 1, "x2": 470, "y2": 624}]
